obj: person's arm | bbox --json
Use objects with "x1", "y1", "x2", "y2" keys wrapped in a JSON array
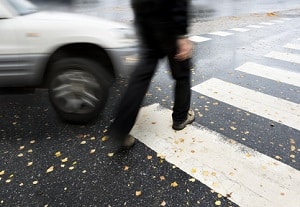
[{"x1": 172, "y1": 0, "x2": 193, "y2": 61}]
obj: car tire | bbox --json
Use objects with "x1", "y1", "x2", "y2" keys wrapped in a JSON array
[{"x1": 48, "y1": 57, "x2": 112, "y2": 123}]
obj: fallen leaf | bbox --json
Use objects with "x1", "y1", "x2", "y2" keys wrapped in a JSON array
[
  {"x1": 55, "y1": 151, "x2": 62, "y2": 157},
  {"x1": 135, "y1": 191, "x2": 142, "y2": 196},
  {"x1": 0, "y1": 170, "x2": 4, "y2": 175},
  {"x1": 191, "y1": 168, "x2": 197, "y2": 174},
  {"x1": 171, "y1": 181, "x2": 178, "y2": 187},
  {"x1": 202, "y1": 171, "x2": 209, "y2": 176},
  {"x1": 80, "y1": 141, "x2": 86, "y2": 145},
  {"x1": 160, "y1": 201, "x2": 166, "y2": 206},
  {"x1": 19, "y1": 146, "x2": 25, "y2": 150},
  {"x1": 46, "y1": 166, "x2": 54, "y2": 173},
  {"x1": 69, "y1": 166, "x2": 75, "y2": 170},
  {"x1": 188, "y1": 178, "x2": 196, "y2": 182},
  {"x1": 101, "y1": 136, "x2": 109, "y2": 142},
  {"x1": 160, "y1": 176, "x2": 166, "y2": 181},
  {"x1": 107, "y1": 153, "x2": 114, "y2": 157},
  {"x1": 124, "y1": 166, "x2": 129, "y2": 171},
  {"x1": 215, "y1": 200, "x2": 221, "y2": 206},
  {"x1": 90, "y1": 149, "x2": 96, "y2": 154},
  {"x1": 17, "y1": 153, "x2": 24, "y2": 157},
  {"x1": 61, "y1": 158, "x2": 68, "y2": 163},
  {"x1": 33, "y1": 180, "x2": 38, "y2": 185},
  {"x1": 230, "y1": 126, "x2": 237, "y2": 131},
  {"x1": 147, "y1": 155, "x2": 153, "y2": 160}
]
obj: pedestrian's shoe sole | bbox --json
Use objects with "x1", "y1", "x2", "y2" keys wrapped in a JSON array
[{"x1": 172, "y1": 110, "x2": 195, "y2": 130}]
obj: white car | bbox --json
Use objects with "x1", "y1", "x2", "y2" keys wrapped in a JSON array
[{"x1": 0, "y1": 0, "x2": 138, "y2": 123}]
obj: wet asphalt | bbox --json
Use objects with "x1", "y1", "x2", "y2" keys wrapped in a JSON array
[{"x1": 1, "y1": 1, "x2": 300, "y2": 207}]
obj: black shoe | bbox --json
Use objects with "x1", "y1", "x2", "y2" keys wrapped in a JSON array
[
  {"x1": 122, "y1": 135, "x2": 136, "y2": 149},
  {"x1": 172, "y1": 110, "x2": 195, "y2": 130},
  {"x1": 105, "y1": 134, "x2": 136, "y2": 152}
]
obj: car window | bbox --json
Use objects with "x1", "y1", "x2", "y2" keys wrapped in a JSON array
[{"x1": 7, "y1": 0, "x2": 38, "y2": 15}]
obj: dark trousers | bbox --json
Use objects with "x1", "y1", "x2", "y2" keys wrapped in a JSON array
[{"x1": 109, "y1": 42, "x2": 191, "y2": 141}]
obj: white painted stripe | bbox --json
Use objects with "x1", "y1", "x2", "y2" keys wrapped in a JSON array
[
  {"x1": 280, "y1": 18, "x2": 292, "y2": 21},
  {"x1": 246, "y1": 25, "x2": 264, "y2": 28},
  {"x1": 271, "y1": 20, "x2": 284, "y2": 23},
  {"x1": 260, "y1": 22, "x2": 275, "y2": 25},
  {"x1": 208, "y1": 31, "x2": 233, "y2": 37},
  {"x1": 192, "y1": 78, "x2": 300, "y2": 130},
  {"x1": 235, "y1": 62, "x2": 300, "y2": 87},
  {"x1": 265, "y1": 51, "x2": 300, "y2": 64},
  {"x1": 284, "y1": 43, "x2": 300, "y2": 50},
  {"x1": 131, "y1": 104, "x2": 300, "y2": 207},
  {"x1": 229, "y1": 28, "x2": 250, "y2": 32},
  {"x1": 188, "y1": 36, "x2": 211, "y2": 43}
]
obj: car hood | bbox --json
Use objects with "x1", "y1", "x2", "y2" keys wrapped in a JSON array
[
  {"x1": 19, "y1": 11, "x2": 137, "y2": 48},
  {"x1": 25, "y1": 11, "x2": 128, "y2": 29}
]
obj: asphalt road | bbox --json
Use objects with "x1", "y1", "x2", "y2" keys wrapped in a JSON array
[{"x1": 1, "y1": 1, "x2": 300, "y2": 207}]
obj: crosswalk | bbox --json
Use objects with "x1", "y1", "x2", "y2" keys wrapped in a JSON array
[
  {"x1": 189, "y1": 18, "x2": 292, "y2": 41},
  {"x1": 132, "y1": 17, "x2": 300, "y2": 207}
]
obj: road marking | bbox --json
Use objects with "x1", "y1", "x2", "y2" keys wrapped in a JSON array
[
  {"x1": 131, "y1": 104, "x2": 300, "y2": 207},
  {"x1": 280, "y1": 18, "x2": 292, "y2": 21},
  {"x1": 208, "y1": 31, "x2": 233, "y2": 37},
  {"x1": 271, "y1": 20, "x2": 284, "y2": 23},
  {"x1": 284, "y1": 43, "x2": 300, "y2": 50},
  {"x1": 265, "y1": 51, "x2": 300, "y2": 64},
  {"x1": 235, "y1": 62, "x2": 300, "y2": 87},
  {"x1": 229, "y1": 28, "x2": 250, "y2": 32},
  {"x1": 246, "y1": 25, "x2": 264, "y2": 28},
  {"x1": 260, "y1": 22, "x2": 275, "y2": 25},
  {"x1": 191, "y1": 78, "x2": 300, "y2": 130},
  {"x1": 189, "y1": 36, "x2": 211, "y2": 43}
]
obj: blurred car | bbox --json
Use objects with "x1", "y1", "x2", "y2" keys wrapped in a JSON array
[{"x1": 0, "y1": 0, "x2": 138, "y2": 123}]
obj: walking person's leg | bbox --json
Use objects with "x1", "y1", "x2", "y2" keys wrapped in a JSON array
[
  {"x1": 168, "y1": 56, "x2": 194, "y2": 130},
  {"x1": 108, "y1": 51, "x2": 159, "y2": 146}
]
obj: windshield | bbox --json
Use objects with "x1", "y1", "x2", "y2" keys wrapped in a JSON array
[{"x1": 7, "y1": 0, "x2": 38, "y2": 15}]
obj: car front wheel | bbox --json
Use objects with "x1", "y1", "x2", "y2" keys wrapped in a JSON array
[{"x1": 48, "y1": 58, "x2": 111, "y2": 123}]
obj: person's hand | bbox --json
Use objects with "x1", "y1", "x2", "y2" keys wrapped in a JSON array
[{"x1": 174, "y1": 37, "x2": 193, "y2": 61}]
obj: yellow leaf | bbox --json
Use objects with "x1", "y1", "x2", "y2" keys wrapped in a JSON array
[
  {"x1": 215, "y1": 200, "x2": 221, "y2": 206},
  {"x1": 61, "y1": 158, "x2": 68, "y2": 163},
  {"x1": 32, "y1": 180, "x2": 38, "y2": 185},
  {"x1": 135, "y1": 191, "x2": 142, "y2": 196},
  {"x1": 189, "y1": 178, "x2": 196, "y2": 182},
  {"x1": 27, "y1": 162, "x2": 33, "y2": 167},
  {"x1": 55, "y1": 151, "x2": 62, "y2": 157},
  {"x1": 90, "y1": 149, "x2": 96, "y2": 154},
  {"x1": 46, "y1": 166, "x2": 54, "y2": 173},
  {"x1": 191, "y1": 168, "x2": 197, "y2": 174},
  {"x1": 0, "y1": 170, "x2": 5, "y2": 175},
  {"x1": 171, "y1": 181, "x2": 178, "y2": 187},
  {"x1": 202, "y1": 171, "x2": 209, "y2": 176},
  {"x1": 80, "y1": 141, "x2": 86, "y2": 145},
  {"x1": 160, "y1": 201, "x2": 166, "y2": 206},
  {"x1": 124, "y1": 166, "x2": 129, "y2": 171},
  {"x1": 230, "y1": 126, "x2": 237, "y2": 131},
  {"x1": 147, "y1": 155, "x2": 153, "y2": 160},
  {"x1": 101, "y1": 136, "x2": 109, "y2": 142},
  {"x1": 107, "y1": 153, "x2": 114, "y2": 157},
  {"x1": 160, "y1": 176, "x2": 166, "y2": 181}
]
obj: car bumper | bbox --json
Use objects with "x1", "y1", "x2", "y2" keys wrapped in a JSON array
[{"x1": 106, "y1": 47, "x2": 139, "y2": 78}]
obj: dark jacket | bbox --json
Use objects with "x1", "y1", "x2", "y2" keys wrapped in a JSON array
[{"x1": 131, "y1": 0, "x2": 190, "y2": 37}]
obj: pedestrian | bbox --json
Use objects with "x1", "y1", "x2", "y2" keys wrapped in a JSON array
[{"x1": 107, "y1": 0, "x2": 194, "y2": 150}]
